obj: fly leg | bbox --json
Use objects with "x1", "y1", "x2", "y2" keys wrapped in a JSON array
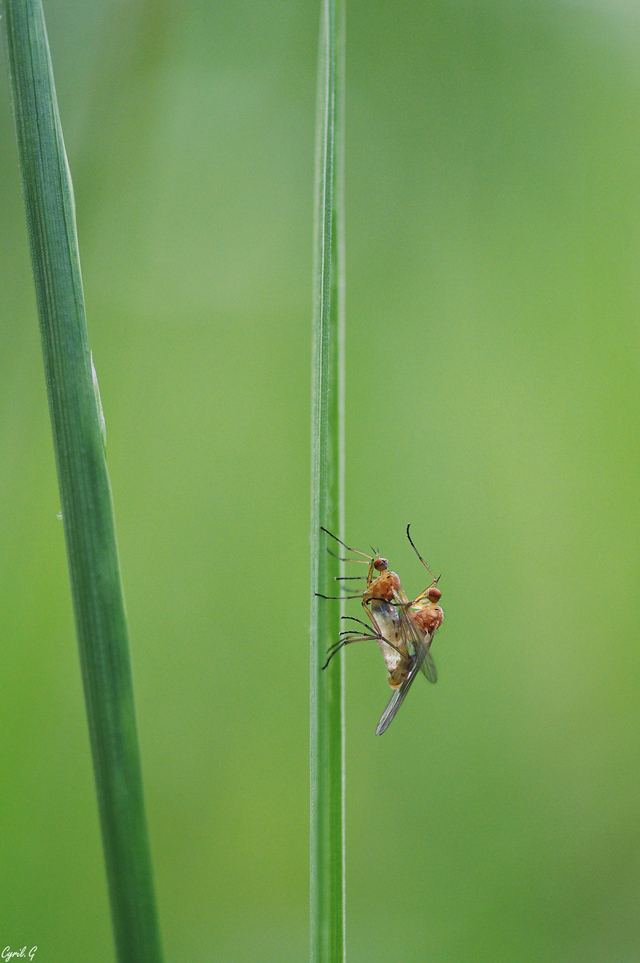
[{"x1": 322, "y1": 617, "x2": 406, "y2": 670}]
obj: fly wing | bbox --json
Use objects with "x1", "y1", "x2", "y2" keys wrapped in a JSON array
[
  {"x1": 399, "y1": 605, "x2": 437, "y2": 684},
  {"x1": 420, "y1": 642, "x2": 437, "y2": 684},
  {"x1": 417, "y1": 625, "x2": 438, "y2": 683},
  {"x1": 375, "y1": 621, "x2": 436, "y2": 735},
  {"x1": 375, "y1": 658, "x2": 422, "y2": 735}
]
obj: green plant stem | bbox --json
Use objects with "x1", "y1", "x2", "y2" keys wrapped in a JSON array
[
  {"x1": 2, "y1": 2, "x2": 163, "y2": 961},
  {"x1": 310, "y1": 0, "x2": 346, "y2": 960}
]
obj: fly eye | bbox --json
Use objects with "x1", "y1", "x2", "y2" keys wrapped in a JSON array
[
  {"x1": 428, "y1": 586, "x2": 441, "y2": 602},
  {"x1": 374, "y1": 557, "x2": 388, "y2": 571}
]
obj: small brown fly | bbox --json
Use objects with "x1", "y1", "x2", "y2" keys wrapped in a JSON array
[
  {"x1": 318, "y1": 529, "x2": 411, "y2": 687},
  {"x1": 375, "y1": 527, "x2": 444, "y2": 735},
  {"x1": 317, "y1": 526, "x2": 444, "y2": 734}
]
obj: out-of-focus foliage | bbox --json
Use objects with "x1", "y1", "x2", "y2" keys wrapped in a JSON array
[{"x1": 1, "y1": 1, "x2": 639, "y2": 961}]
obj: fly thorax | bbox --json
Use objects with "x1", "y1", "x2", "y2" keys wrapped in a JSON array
[
  {"x1": 368, "y1": 570, "x2": 402, "y2": 602},
  {"x1": 413, "y1": 604, "x2": 444, "y2": 634},
  {"x1": 387, "y1": 571, "x2": 402, "y2": 596}
]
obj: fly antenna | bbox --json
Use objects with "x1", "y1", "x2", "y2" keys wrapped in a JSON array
[
  {"x1": 321, "y1": 526, "x2": 372, "y2": 560},
  {"x1": 406, "y1": 524, "x2": 436, "y2": 581}
]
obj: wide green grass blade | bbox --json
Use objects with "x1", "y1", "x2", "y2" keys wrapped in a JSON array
[
  {"x1": 310, "y1": 0, "x2": 346, "y2": 960},
  {"x1": 1, "y1": 2, "x2": 163, "y2": 961}
]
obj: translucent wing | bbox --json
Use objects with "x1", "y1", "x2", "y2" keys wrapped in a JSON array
[
  {"x1": 399, "y1": 604, "x2": 437, "y2": 684},
  {"x1": 375, "y1": 654, "x2": 423, "y2": 735},
  {"x1": 420, "y1": 643, "x2": 438, "y2": 684},
  {"x1": 375, "y1": 625, "x2": 436, "y2": 735}
]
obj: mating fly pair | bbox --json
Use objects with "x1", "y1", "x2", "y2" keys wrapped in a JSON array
[{"x1": 318, "y1": 526, "x2": 444, "y2": 735}]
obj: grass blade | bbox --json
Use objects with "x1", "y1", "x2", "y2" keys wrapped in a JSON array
[
  {"x1": 2, "y1": 2, "x2": 163, "y2": 961},
  {"x1": 310, "y1": 0, "x2": 346, "y2": 960}
]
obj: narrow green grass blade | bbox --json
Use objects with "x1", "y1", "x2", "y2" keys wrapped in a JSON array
[
  {"x1": 310, "y1": 0, "x2": 346, "y2": 960},
  {"x1": 1, "y1": 3, "x2": 163, "y2": 961}
]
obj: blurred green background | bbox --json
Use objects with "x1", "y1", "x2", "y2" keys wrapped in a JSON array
[{"x1": 1, "y1": 0, "x2": 640, "y2": 960}]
